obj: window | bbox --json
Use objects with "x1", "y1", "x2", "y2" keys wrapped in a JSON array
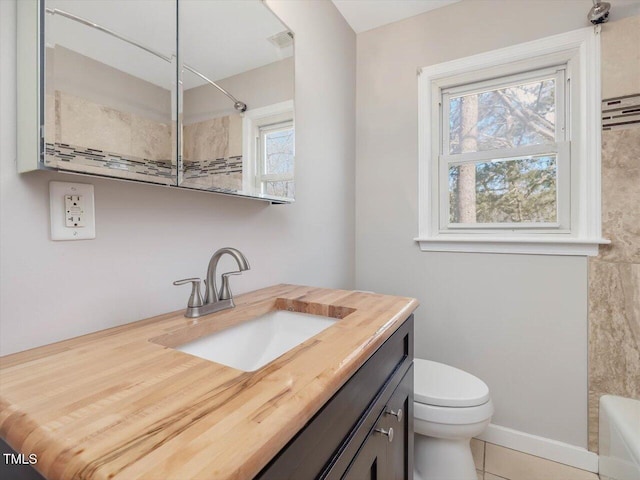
[
  {"x1": 243, "y1": 100, "x2": 295, "y2": 200},
  {"x1": 417, "y1": 28, "x2": 607, "y2": 255},
  {"x1": 443, "y1": 68, "x2": 568, "y2": 229},
  {"x1": 258, "y1": 121, "x2": 295, "y2": 198}
]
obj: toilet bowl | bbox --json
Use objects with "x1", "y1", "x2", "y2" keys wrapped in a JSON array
[{"x1": 414, "y1": 359, "x2": 493, "y2": 480}]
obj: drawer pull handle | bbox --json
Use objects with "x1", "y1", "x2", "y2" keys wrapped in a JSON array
[
  {"x1": 385, "y1": 408, "x2": 403, "y2": 422},
  {"x1": 374, "y1": 427, "x2": 394, "y2": 443}
]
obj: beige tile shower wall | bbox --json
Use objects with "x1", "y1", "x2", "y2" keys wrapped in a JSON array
[
  {"x1": 56, "y1": 91, "x2": 172, "y2": 161},
  {"x1": 182, "y1": 114, "x2": 243, "y2": 159},
  {"x1": 180, "y1": 173, "x2": 242, "y2": 192},
  {"x1": 182, "y1": 114, "x2": 243, "y2": 192},
  {"x1": 588, "y1": 15, "x2": 640, "y2": 452},
  {"x1": 45, "y1": 93, "x2": 56, "y2": 143},
  {"x1": 228, "y1": 115, "x2": 242, "y2": 158},
  {"x1": 130, "y1": 114, "x2": 172, "y2": 161},
  {"x1": 183, "y1": 116, "x2": 230, "y2": 161}
]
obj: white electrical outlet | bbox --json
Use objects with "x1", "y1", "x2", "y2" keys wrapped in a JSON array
[
  {"x1": 64, "y1": 195, "x2": 85, "y2": 227},
  {"x1": 50, "y1": 181, "x2": 95, "y2": 240}
]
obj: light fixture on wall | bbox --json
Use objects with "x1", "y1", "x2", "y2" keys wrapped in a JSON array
[{"x1": 588, "y1": 0, "x2": 611, "y2": 25}]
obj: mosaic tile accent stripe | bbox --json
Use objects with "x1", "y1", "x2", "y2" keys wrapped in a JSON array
[
  {"x1": 45, "y1": 142, "x2": 244, "y2": 187},
  {"x1": 183, "y1": 155, "x2": 243, "y2": 179},
  {"x1": 181, "y1": 155, "x2": 243, "y2": 192},
  {"x1": 45, "y1": 142, "x2": 175, "y2": 178},
  {"x1": 602, "y1": 94, "x2": 640, "y2": 131}
]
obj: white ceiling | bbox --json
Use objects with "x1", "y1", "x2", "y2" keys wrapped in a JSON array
[
  {"x1": 181, "y1": 0, "x2": 292, "y2": 89},
  {"x1": 332, "y1": 0, "x2": 462, "y2": 34}
]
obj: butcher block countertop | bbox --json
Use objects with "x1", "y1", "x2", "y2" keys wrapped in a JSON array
[{"x1": 0, "y1": 284, "x2": 419, "y2": 480}]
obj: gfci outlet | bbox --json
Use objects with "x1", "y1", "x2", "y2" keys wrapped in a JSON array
[
  {"x1": 50, "y1": 181, "x2": 95, "y2": 240},
  {"x1": 65, "y1": 195, "x2": 85, "y2": 227}
]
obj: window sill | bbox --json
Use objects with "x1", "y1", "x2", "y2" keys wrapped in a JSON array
[{"x1": 414, "y1": 236, "x2": 610, "y2": 256}]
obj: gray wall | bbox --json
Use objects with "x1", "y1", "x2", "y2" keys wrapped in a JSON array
[
  {"x1": 354, "y1": 0, "x2": 610, "y2": 448},
  {"x1": 0, "y1": 0, "x2": 356, "y2": 355},
  {"x1": 184, "y1": 57, "x2": 294, "y2": 124},
  {"x1": 47, "y1": 46, "x2": 172, "y2": 122}
]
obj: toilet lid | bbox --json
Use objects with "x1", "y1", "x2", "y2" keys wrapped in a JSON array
[{"x1": 414, "y1": 359, "x2": 490, "y2": 407}]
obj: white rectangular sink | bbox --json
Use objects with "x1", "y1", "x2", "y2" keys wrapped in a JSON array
[{"x1": 175, "y1": 310, "x2": 338, "y2": 372}]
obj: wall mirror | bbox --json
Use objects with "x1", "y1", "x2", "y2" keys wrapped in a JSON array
[
  {"x1": 43, "y1": 0, "x2": 178, "y2": 186},
  {"x1": 179, "y1": 0, "x2": 295, "y2": 200},
  {"x1": 17, "y1": 0, "x2": 295, "y2": 204}
]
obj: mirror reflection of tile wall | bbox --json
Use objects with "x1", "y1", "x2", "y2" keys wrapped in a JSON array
[
  {"x1": 178, "y1": 0, "x2": 294, "y2": 200},
  {"x1": 45, "y1": 86, "x2": 175, "y2": 185},
  {"x1": 181, "y1": 115, "x2": 243, "y2": 192}
]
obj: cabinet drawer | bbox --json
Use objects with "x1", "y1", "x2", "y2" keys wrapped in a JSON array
[{"x1": 257, "y1": 315, "x2": 413, "y2": 480}]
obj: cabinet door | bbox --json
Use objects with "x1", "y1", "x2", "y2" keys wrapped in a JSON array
[
  {"x1": 343, "y1": 364, "x2": 414, "y2": 480},
  {"x1": 386, "y1": 365, "x2": 414, "y2": 480},
  {"x1": 341, "y1": 430, "x2": 387, "y2": 480}
]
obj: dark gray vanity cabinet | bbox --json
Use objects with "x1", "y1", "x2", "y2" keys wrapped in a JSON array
[
  {"x1": 257, "y1": 315, "x2": 414, "y2": 480},
  {"x1": 341, "y1": 366, "x2": 413, "y2": 480},
  {"x1": 340, "y1": 427, "x2": 387, "y2": 480},
  {"x1": 0, "y1": 439, "x2": 45, "y2": 480}
]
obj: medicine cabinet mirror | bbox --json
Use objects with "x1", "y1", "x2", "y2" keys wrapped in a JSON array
[{"x1": 17, "y1": 0, "x2": 295, "y2": 203}]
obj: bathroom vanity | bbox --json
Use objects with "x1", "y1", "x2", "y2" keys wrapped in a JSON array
[
  {"x1": 0, "y1": 285, "x2": 417, "y2": 479},
  {"x1": 258, "y1": 314, "x2": 413, "y2": 479}
]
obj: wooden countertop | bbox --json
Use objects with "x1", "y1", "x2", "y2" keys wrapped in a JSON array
[{"x1": 0, "y1": 285, "x2": 418, "y2": 480}]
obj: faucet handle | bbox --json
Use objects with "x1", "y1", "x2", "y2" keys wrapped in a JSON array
[
  {"x1": 173, "y1": 278, "x2": 204, "y2": 307},
  {"x1": 219, "y1": 272, "x2": 241, "y2": 301}
]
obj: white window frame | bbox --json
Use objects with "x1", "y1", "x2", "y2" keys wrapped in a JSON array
[
  {"x1": 257, "y1": 120, "x2": 295, "y2": 195},
  {"x1": 242, "y1": 100, "x2": 294, "y2": 199},
  {"x1": 440, "y1": 66, "x2": 569, "y2": 232},
  {"x1": 416, "y1": 27, "x2": 609, "y2": 256}
]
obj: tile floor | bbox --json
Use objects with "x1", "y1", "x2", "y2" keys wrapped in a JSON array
[{"x1": 471, "y1": 439, "x2": 600, "y2": 480}]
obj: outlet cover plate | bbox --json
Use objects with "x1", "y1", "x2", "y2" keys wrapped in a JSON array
[{"x1": 50, "y1": 181, "x2": 95, "y2": 240}]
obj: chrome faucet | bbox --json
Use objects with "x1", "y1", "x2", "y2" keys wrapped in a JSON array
[{"x1": 173, "y1": 247, "x2": 250, "y2": 318}]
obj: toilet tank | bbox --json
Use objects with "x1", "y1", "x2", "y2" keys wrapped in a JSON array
[{"x1": 599, "y1": 395, "x2": 640, "y2": 480}]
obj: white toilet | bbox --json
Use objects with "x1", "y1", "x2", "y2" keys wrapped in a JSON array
[{"x1": 414, "y1": 359, "x2": 494, "y2": 480}]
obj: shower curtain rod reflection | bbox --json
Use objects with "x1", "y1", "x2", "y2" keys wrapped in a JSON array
[{"x1": 45, "y1": 7, "x2": 248, "y2": 112}]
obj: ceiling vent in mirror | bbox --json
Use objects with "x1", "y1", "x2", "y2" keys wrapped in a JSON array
[{"x1": 268, "y1": 31, "x2": 294, "y2": 50}]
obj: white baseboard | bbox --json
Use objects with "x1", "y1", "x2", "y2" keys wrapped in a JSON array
[{"x1": 477, "y1": 423, "x2": 599, "y2": 473}]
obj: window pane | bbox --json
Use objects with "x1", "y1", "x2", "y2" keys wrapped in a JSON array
[
  {"x1": 265, "y1": 180, "x2": 295, "y2": 198},
  {"x1": 264, "y1": 128, "x2": 294, "y2": 175},
  {"x1": 448, "y1": 79, "x2": 556, "y2": 154},
  {"x1": 449, "y1": 155, "x2": 557, "y2": 224}
]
